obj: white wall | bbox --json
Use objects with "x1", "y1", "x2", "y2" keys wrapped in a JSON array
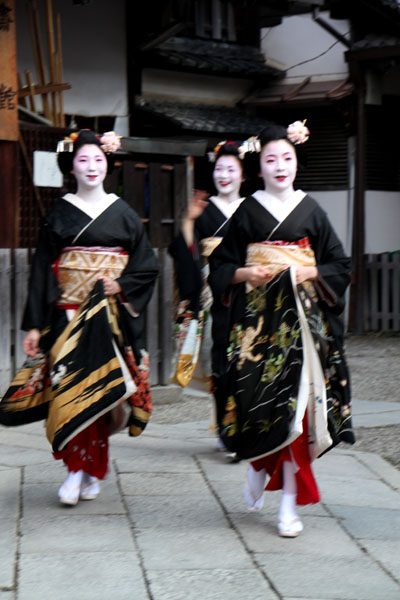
[
  {"x1": 142, "y1": 69, "x2": 253, "y2": 106},
  {"x1": 261, "y1": 12, "x2": 349, "y2": 82},
  {"x1": 305, "y1": 191, "x2": 352, "y2": 253},
  {"x1": 365, "y1": 191, "x2": 400, "y2": 253},
  {"x1": 16, "y1": 0, "x2": 128, "y2": 133}
]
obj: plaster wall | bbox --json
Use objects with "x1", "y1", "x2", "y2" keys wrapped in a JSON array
[
  {"x1": 141, "y1": 69, "x2": 253, "y2": 105},
  {"x1": 365, "y1": 191, "x2": 400, "y2": 253},
  {"x1": 15, "y1": 0, "x2": 128, "y2": 132},
  {"x1": 261, "y1": 12, "x2": 349, "y2": 82},
  {"x1": 305, "y1": 190, "x2": 351, "y2": 253},
  {"x1": 305, "y1": 190, "x2": 400, "y2": 254}
]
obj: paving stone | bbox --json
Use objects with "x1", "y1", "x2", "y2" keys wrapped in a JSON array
[
  {"x1": 318, "y1": 473, "x2": 400, "y2": 509},
  {"x1": 0, "y1": 518, "x2": 17, "y2": 589},
  {"x1": 329, "y1": 505, "x2": 400, "y2": 541},
  {"x1": 0, "y1": 469, "x2": 20, "y2": 519},
  {"x1": 360, "y1": 540, "x2": 400, "y2": 583},
  {"x1": 0, "y1": 445, "x2": 50, "y2": 468},
  {"x1": 119, "y1": 472, "x2": 209, "y2": 496},
  {"x1": 136, "y1": 528, "x2": 253, "y2": 570},
  {"x1": 125, "y1": 493, "x2": 224, "y2": 529},
  {"x1": 147, "y1": 569, "x2": 278, "y2": 600},
  {"x1": 313, "y1": 450, "x2": 380, "y2": 480},
  {"x1": 114, "y1": 452, "x2": 199, "y2": 474},
  {"x1": 20, "y1": 515, "x2": 134, "y2": 554},
  {"x1": 256, "y1": 553, "x2": 400, "y2": 600},
  {"x1": 18, "y1": 552, "x2": 148, "y2": 600}
]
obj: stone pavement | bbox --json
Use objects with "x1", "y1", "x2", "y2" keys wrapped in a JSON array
[{"x1": 1, "y1": 336, "x2": 400, "y2": 600}]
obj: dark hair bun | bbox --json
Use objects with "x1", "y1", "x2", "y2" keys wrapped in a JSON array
[
  {"x1": 258, "y1": 123, "x2": 289, "y2": 149},
  {"x1": 215, "y1": 141, "x2": 241, "y2": 160}
]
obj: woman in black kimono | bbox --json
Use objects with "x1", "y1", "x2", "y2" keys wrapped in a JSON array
[
  {"x1": 208, "y1": 121, "x2": 354, "y2": 537},
  {"x1": 169, "y1": 141, "x2": 246, "y2": 451},
  {"x1": 0, "y1": 130, "x2": 159, "y2": 505}
]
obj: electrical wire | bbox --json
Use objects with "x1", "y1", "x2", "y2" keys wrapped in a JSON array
[{"x1": 284, "y1": 32, "x2": 351, "y2": 72}]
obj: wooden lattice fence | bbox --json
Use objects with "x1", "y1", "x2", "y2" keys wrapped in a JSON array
[{"x1": 364, "y1": 252, "x2": 400, "y2": 332}]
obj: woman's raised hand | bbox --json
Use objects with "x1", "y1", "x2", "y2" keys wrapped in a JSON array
[
  {"x1": 23, "y1": 328, "x2": 41, "y2": 357},
  {"x1": 185, "y1": 189, "x2": 209, "y2": 221}
]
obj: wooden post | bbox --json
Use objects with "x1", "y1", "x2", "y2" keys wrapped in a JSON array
[
  {"x1": 28, "y1": 0, "x2": 51, "y2": 120},
  {"x1": 0, "y1": 0, "x2": 18, "y2": 249},
  {"x1": 45, "y1": 0, "x2": 57, "y2": 125}
]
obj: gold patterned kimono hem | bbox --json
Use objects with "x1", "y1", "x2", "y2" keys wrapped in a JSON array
[{"x1": 0, "y1": 280, "x2": 152, "y2": 452}]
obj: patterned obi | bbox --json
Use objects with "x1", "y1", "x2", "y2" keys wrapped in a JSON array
[
  {"x1": 200, "y1": 236, "x2": 223, "y2": 258},
  {"x1": 245, "y1": 237, "x2": 316, "y2": 291},
  {"x1": 54, "y1": 246, "x2": 128, "y2": 307}
]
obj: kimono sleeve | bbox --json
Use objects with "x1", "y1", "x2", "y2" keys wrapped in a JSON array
[
  {"x1": 21, "y1": 219, "x2": 61, "y2": 331},
  {"x1": 311, "y1": 209, "x2": 352, "y2": 315},
  {"x1": 116, "y1": 211, "x2": 159, "y2": 314}
]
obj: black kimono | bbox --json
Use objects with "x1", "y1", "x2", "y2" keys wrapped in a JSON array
[
  {"x1": 169, "y1": 198, "x2": 238, "y2": 420},
  {"x1": 209, "y1": 194, "x2": 355, "y2": 461},
  {"x1": 0, "y1": 197, "x2": 159, "y2": 451}
]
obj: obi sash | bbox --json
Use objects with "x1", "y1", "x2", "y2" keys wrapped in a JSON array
[
  {"x1": 54, "y1": 246, "x2": 128, "y2": 307},
  {"x1": 244, "y1": 237, "x2": 316, "y2": 292}
]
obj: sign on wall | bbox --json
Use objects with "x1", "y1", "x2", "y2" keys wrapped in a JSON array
[{"x1": 0, "y1": 0, "x2": 18, "y2": 141}]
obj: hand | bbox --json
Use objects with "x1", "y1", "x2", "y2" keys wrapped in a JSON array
[
  {"x1": 184, "y1": 189, "x2": 209, "y2": 221},
  {"x1": 23, "y1": 328, "x2": 41, "y2": 357},
  {"x1": 99, "y1": 276, "x2": 122, "y2": 296},
  {"x1": 295, "y1": 266, "x2": 318, "y2": 285},
  {"x1": 246, "y1": 266, "x2": 276, "y2": 288},
  {"x1": 232, "y1": 265, "x2": 276, "y2": 287}
]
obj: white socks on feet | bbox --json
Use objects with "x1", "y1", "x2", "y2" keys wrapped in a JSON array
[
  {"x1": 58, "y1": 470, "x2": 83, "y2": 506},
  {"x1": 80, "y1": 473, "x2": 100, "y2": 500},
  {"x1": 278, "y1": 460, "x2": 303, "y2": 537},
  {"x1": 243, "y1": 465, "x2": 267, "y2": 512},
  {"x1": 58, "y1": 470, "x2": 100, "y2": 505}
]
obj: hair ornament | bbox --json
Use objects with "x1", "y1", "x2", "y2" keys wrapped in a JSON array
[
  {"x1": 207, "y1": 140, "x2": 228, "y2": 163},
  {"x1": 100, "y1": 131, "x2": 121, "y2": 153},
  {"x1": 56, "y1": 132, "x2": 79, "y2": 153},
  {"x1": 237, "y1": 136, "x2": 261, "y2": 160},
  {"x1": 286, "y1": 120, "x2": 310, "y2": 145}
]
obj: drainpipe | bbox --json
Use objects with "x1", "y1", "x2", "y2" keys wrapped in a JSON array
[{"x1": 348, "y1": 58, "x2": 366, "y2": 333}]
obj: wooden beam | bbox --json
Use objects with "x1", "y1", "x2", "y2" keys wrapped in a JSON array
[{"x1": 18, "y1": 81, "x2": 71, "y2": 98}]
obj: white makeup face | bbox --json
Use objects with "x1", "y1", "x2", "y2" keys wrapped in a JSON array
[
  {"x1": 260, "y1": 139, "x2": 297, "y2": 194},
  {"x1": 213, "y1": 155, "x2": 243, "y2": 198},
  {"x1": 72, "y1": 144, "x2": 108, "y2": 190}
]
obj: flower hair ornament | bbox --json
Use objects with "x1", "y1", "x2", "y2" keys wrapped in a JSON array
[
  {"x1": 286, "y1": 120, "x2": 310, "y2": 145},
  {"x1": 237, "y1": 136, "x2": 261, "y2": 160},
  {"x1": 100, "y1": 131, "x2": 121, "y2": 153}
]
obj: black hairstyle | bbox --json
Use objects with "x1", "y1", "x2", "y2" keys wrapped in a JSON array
[
  {"x1": 57, "y1": 129, "x2": 115, "y2": 176},
  {"x1": 214, "y1": 140, "x2": 242, "y2": 162},
  {"x1": 258, "y1": 122, "x2": 292, "y2": 150}
]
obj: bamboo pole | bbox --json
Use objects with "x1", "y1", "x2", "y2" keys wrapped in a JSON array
[
  {"x1": 56, "y1": 13, "x2": 64, "y2": 127},
  {"x1": 24, "y1": 69, "x2": 37, "y2": 113},
  {"x1": 27, "y1": 0, "x2": 51, "y2": 120},
  {"x1": 44, "y1": 0, "x2": 57, "y2": 125}
]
